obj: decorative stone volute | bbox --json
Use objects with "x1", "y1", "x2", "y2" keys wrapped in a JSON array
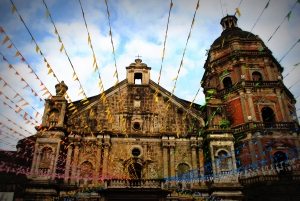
[{"x1": 55, "y1": 81, "x2": 68, "y2": 96}]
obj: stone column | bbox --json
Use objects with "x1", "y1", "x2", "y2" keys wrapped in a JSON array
[
  {"x1": 71, "y1": 145, "x2": 79, "y2": 185},
  {"x1": 256, "y1": 135, "x2": 265, "y2": 168},
  {"x1": 64, "y1": 145, "x2": 73, "y2": 184},
  {"x1": 143, "y1": 142, "x2": 148, "y2": 179},
  {"x1": 198, "y1": 147, "x2": 205, "y2": 185},
  {"x1": 247, "y1": 133, "x2": 258, "y2": 170},
  {"x1": 30, "y1": 144, "x2": 39, "y2": 175},
  {"x1": 246, "y1": 88, "x2": 256, "y2": 121},
  {"x1": 163, "y1": 145, "x2": 169, "y2": 179},
  {"x1": 275, "y1": 88, "x2": 286, "y2": 121},
  {"x1": 169, "y1": 145, "x2": 175, "y2": 180},
  {"x1": 95, "y1": 147, "x2": 101, "y2": 184},
  {"x1": 52, "y1": 142, "x2": 61, "y2": 179},
  {"x1": 102, "y1": 144, "x2": 109, "y2": 179},
  {"x1": 238, "y1": 89, "x2": 248, "y2": 122},
  {"x1": 293, "y1": 132, "x2": 300, "y2": 157},
  {"x1": 34, "y1": 147, "x2": 42, "y2": 175}
]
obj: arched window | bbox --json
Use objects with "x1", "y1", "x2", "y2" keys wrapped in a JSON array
[
  {"x1": 223, "y1": 77, "x2": 232, "y2": 88},
  {"x1": 177, "y1": 163, "x2": 190, "y2": 180},
  {"x1": 252, "y1": 71, "x2": 263, "y2": 81},
  {"x1": 39, "y1": 147, "x2": 52, "y2": 175},
  {"x1": 273, "y1": 151, "x2": 290, "y2": 175},
  {"x1": 80, "y1": 161, "x2": 93, "y2": 185},
  {"x1": 48, "y1": 109, "x2": 59, "y2": 126},
  {"x1": 218, "y1": 151, "x2": 229, "y2": 170},
  {"x1": 261, "y1": 107, "x2": 275, "y2": 122}
]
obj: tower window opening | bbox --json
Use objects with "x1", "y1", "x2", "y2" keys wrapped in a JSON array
[
  {"x1": 252, "y1": 71, "x2": 263, "y2": 81},
  {"x1": 261, "y1": 107, "x2": 275, "y2": 123},
  {"x1": 128, "y1": 162, "x2": 142, "y2": 179},
  {"x1": 223, "y1": 77, "x2": 232, "y2": 88},
  {"x1": 134, "y1": 73, "x2": 142, "y2": 85}
]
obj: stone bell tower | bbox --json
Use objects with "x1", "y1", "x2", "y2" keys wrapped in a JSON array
[
  {"x1": 202, "y1": 14, "x2": 299, "y2": 200},
  {"x1": 26, "y1": 81, "x2": 68, "y2": 200}
]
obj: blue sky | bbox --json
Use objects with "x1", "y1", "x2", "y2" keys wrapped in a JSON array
[{"x1": 0, "y1": 0, "x2": 300, "y2": 150}]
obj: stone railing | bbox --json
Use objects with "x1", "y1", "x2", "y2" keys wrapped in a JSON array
[
  {"x1": 232, "y1": 122, "x2": 296, "y2": 134},
  {"x1": 239, "y1": 174, "x2": 300, "y2": 186},
  {"x1": 106, "y1": 179, "x2": 164, "y2": 189}
]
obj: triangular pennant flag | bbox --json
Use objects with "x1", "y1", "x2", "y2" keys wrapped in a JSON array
[
  {"x1": 21, "y1": 57, "x2": 25, "y2": 62},
  {"x1": 94, "y1": 65, "x2": 98, "y2": 73},
  {"x1": 58, "y1": 36, "x2": 62, "y2": 43},
  {"x1": 3, "y1": 82, "x2": 8, "y2": 88},
  {"x1": 16, "y1": 108, "x2": 22, "y2": 113},
  {"x1": 60, "y1": 44, "x2": 64, "y2": 52},
  {"x1": 42, "y1": 91, "x2": 49, "y2": 96},
  {"x1": 0, "y1": 27, "x2": 4, "y2": 33},
  {"x1": 40, "y1": 87, "x2": 47, "y2": 91},
  {"x1": 172, "y1": 77, "x2": 177, "y2": 81},
  {"x1": 114, "y1": 80, "x2": 118, "y2": 87},
  {"x1": 23, "y1": 112, "x2": 28, "y2": 120},
  {"x1": 2, "y1": 36, "x2": 9, "y2": 45},
  {"x1": 235, "y1": 8, "x2": 241, "y2": 17},
  {"x1": 22, "y1": 102, "x2": 29, "y2": 107},
  {"x1": 35, "y1": 45, "x2": 39, "y2": 53},
  {"x1": 46, "y1": 9, "x2": 50, "y2": 19},
  {"x1": 7, "y1": 44, "x2": 12, "y2": 48},
  {"x1": 8, "y1": 64, "x2": 13, "y2": 69},
  {"x1": 2, "y1": 56, "x2": 6, "y2": 61},
  {"x1": 12, "y1": 5, "x2": 16, "y2": 14},
  {"x1": 170, "y1": 1, "x2": 173, "y2": 8},
  {"x1": 54, "y1": 28, "x2": 58, "y2": 34},
  {"x1": 47, "y1": 68, "x2": 53, "y2": 75},
  {"x1": 14, "y1": 93, "x2": 19, "y2": 98},
  {"x1": 287, "y1": 11, "x2": 292, "y2": 21},
  {"x1": 13, "y1": 51, "x2": 21, "y2": 57},
  {"x1": 265, "y1": 1, "x2": 269, "y2": 9},
  {"x1": 113, "y1": 70, "x2": 117, "y2": 77},
  {"x1": 22, "y1": 84, "x2": 29, "y2": 89},
  {"x1": 17, "y1": 98, "x2": 24, "y2": 102},
  {"x1": 196, "y1": 1, "x2": 199, "y2": 10}
]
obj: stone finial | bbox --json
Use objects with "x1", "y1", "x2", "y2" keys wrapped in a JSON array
[{"x1": 55, "y1": 81, "x2": 68, "y2": 96}]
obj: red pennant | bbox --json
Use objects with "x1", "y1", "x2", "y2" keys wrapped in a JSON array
[
  {"x1": 21, "y1": 57, "x2": 25, "y2": 62},
  {"x1": 3, "y1": 56, "x2": 6, "y2": 61}
]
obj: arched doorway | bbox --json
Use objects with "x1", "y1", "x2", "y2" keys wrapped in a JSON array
[
  {"x1": 273, "y1": 151, "x2": 290, "y2": 175},
  {"x1": 261, "y1": 107, "x2": 275, "y2": 122}
]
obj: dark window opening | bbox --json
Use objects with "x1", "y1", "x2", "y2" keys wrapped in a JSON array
[
  {"x1": 273, "y1": 151, "x2": 291, "y2": 175},
  {"x1": 133, "y1": 122, "x2": 141, "y2": 130},
  {"x1": 223, "y1": 77, "x2": 232, "y2": 88},
  {"x1": 261, "y1": 107, "x2": 275, "y2": 123},
  {"x1": 134, "y1": 73, "x2": 142, "y2": 85},
  {"x1": 132, "y1": 148, "x2": 140, "y2": 157},
  {"x1": 252, "y1": 71, "x2": 263, "y2": 81},
  {"x1": 218, "y1": 151, "x2": 229, "y2": 170},
  {"x1": 128, "y1": 163, "x2": 142, "y2": 179}
]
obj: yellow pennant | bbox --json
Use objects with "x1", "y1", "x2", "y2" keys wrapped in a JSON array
[
  {"x1": 98, "y1": 80, "x2": 102, "y2": 87},
  {"x1": 196, "y1": 1, "x2": 200, "y2": 10},
  {"x1": 93, "y1": 58, "x2": 96, "y2": 66},
  {"x1": 54, "y1": 28, "x2": 58, "y2": 34},
  {"x1": 12, "y1": 5, "x2": 16, "y2": 14},
  {"x1": 94, "y1": 65, "x2": 98, "y2": 73},
  {"x1": 181, "y1": 59, "x2": 184, "y2": 66},
  {"x1": 47, "y1": 68, "x2": 53, "y2": 75},
  {"x1": 47, "y1": 63, "x2": 50, "y2": 68},
  {"x1": 72, "y1": 71, "x2": 76, "y2": 78},
  {"x1": 46, "y1": 9, "x2": 50, "y2": 19},
  {"x1": 114, "y1": 80, "x2": 118, "y2": 87},
  {"x1": 172, "y1": 77, "x2": 177, "y2": 81},
  {"x1": 7, "y1": 43, "x2": 12, "y2": 48},
  {"x1": 113, "y1": 70, "x2": 117, "y2": 77},
  {"x1": 58, "y1": 36, "x2": 62, "y2": 43},
  {"x1": 13, "y1": 51, "x2": 21, "y2": 57},
  {"x1": 60, "y1": 44, "x2": 64, "y2": 52},
  {"x1": 235, "y1": 8, "x2": 241, "y2": 17},
  {"x1": 78, "y1": 90, "x2": 84, "y2": 96},
  {"x1": 35, "y1": 45, "x2": 39, "y2": 53},
  {"x1": 2, "y1": 36, "x2": 9, "y2": 45},
  {"x1": 88, "y1": 34, "x2": 91, "y2": 44}
]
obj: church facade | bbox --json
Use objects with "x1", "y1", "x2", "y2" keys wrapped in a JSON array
[{"x1": 2, "y1": 15, "x2": 300, "y2": 201}]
